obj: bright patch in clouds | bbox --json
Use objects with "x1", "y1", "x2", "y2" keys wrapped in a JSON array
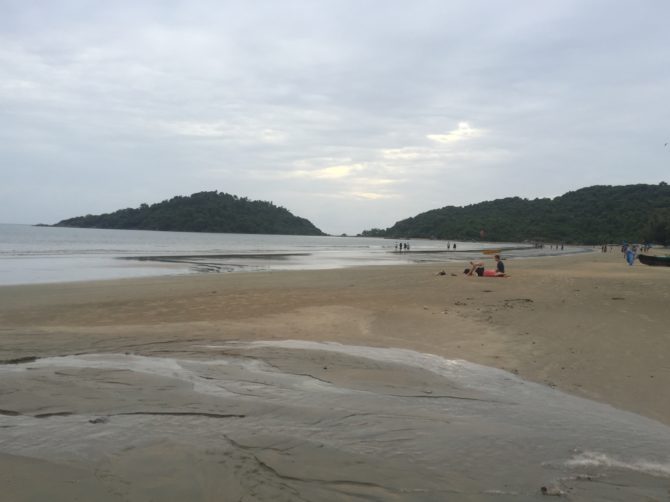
[
  {"x1": 158, "y1": 121, "x2": 285, "y2": 143},
  {"x1": 287, "y1": 163, "x2": 365, "y2": 180},
  {"x1": 356, "y1": 177, "x2": 398, "y2": 186},
  {"x1": 350, "y1": 191, "x2": 393, "y2": 200},
  {"x1": 427, "y1": 122, "x2": 482, "y2": 143},
  {"x1": 381, "y1": 147, "x2": 443, "y2": 162},
  {"x1": 160, "y1": 121, "x2": 229, "y2": 138},
  {"x1": 382, "y1": 148, "x2": 431, "y2": 161}
]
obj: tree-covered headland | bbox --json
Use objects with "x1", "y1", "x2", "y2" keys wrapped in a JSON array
[
  {"x1": 54, "y1": 191, "x2": 326, "y2": 236},
  {"x1": 361, "y1": 183, "x2": 670, "y2": 245}
]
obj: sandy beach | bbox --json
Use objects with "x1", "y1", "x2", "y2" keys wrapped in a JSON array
[{"x1": 1, "y1": 250, "x2": 670, "y2": 500}]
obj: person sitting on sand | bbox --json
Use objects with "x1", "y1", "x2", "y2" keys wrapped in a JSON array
[
  {"x1": 464, "y1": 261, "x2": 484, "y2": 276},
  {"x1": 463, "y1": 259, "x2": 507, "y2": 277},
  {"x1": 494, "y1": 254, "x2": 505, "y2": 275}
]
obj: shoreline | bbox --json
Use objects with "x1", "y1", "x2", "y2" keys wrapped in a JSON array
[
  {"x1": 0, "y1": 244, "x2": 590, "y2": 288},
  {"x1": 0, "y1": 224, "x2": 592, "y2": 286},
  {"x1": 1, "y1": 250, "x2": 669, "y2": 426}
]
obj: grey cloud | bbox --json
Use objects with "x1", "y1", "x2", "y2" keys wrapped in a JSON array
[{"x1": 2, "y1": 0, "x2": 669, "y2": 233}]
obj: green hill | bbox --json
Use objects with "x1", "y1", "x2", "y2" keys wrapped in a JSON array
[
  {"x1": 361, "y1": 183, "x2": 670, "y2": 245},
  {"x1": 54, "y1": 191, "x2": 326, "y2": 236}
]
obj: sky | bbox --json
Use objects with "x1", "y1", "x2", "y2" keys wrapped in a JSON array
[{"x1": 2, "y1": 1, "x2": 669, "y2": 235}]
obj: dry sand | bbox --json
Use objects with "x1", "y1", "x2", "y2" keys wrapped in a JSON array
[{"x1": 1, "y1": 250, "x2": 670, "y2": 500}]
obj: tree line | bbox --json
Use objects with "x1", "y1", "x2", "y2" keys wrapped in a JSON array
[
  {"x1": 361, "y1": 183, "x2": 670, "y2": 245},
  {"x1": 54, "y1": 191, "x2": 326, "y2": 236}
]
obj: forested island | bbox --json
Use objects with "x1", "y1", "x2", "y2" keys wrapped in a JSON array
[
  {"x1": 54, "y1": 191, "x2": 326, "y2": 236},
  {"x1": 361, "y1": 183, "x2": 670, "y2": 245}
]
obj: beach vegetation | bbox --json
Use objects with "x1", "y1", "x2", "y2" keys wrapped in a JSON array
[
  {"x1": 642, "y1": 208, "x2": 670, "y2": 246},
  {"x1": 361, "y1": 183, "x2": 670, "y2": 245},
  {"x1": 54, "y1": 191, "x2": 326, "y2": 236}
]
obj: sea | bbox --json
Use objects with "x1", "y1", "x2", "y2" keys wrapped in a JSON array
[{"x1": 0, "y1": 223, "x2": 583, "y2": 286}]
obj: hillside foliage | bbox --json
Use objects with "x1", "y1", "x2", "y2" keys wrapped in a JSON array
[
  {"x1": 55, "y1": 191, "x2": 326, "y2": 236},
  {"x1": 361, "y1": 183, "x2": 670, "y2": 245}
]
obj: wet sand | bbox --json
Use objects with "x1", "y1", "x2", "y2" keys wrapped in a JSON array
[{"x1": 1, "y1": 250, "x2": 670, "y2": 500}]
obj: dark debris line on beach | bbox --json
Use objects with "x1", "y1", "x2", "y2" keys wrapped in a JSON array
[{"x1": 1, "y1": 356, "x2": 40, "y2": 365}]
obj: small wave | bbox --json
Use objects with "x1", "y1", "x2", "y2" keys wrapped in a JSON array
[{"x1": 565, "y1": 450, "x2": 670, "y2": 478}]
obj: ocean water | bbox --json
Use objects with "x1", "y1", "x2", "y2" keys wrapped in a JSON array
[
  {"x1": 0, "y1": 224, "x2": 583, "y2": 286},
  {"x1": 1, "y1": 341, "x2": 669, "y2": 500}
]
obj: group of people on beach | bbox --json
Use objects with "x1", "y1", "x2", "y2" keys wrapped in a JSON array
[
  {"x1": 598, "y1": 242, "x2": 653, "y2": 266},
  {"x1": 463, "y1": 254, "x2": 507, "y2": 277},
  {"x1": 532, "y1": 242, "x2": 564, "y2": 250},
  {"x1": 620, "y1": 242, "x2": 650, "y2": 266},
  {"x1": 394, "y1": 242, "x2": 411, "y2": 252},
  {"x1": 436, "y1": 254, "x2": 508, "y2": 278},
  {"x1": 600, "y1": 243, "x2": 650, "y2": 260}
]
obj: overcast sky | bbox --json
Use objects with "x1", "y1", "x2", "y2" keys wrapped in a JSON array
[{"x1": 2, "y1": 1, "x2": 669, "y2": 234}]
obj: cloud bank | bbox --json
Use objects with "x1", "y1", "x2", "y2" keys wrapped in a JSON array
[{"x1": 2, "y1": 0, "x2": 669, "y2": 234}]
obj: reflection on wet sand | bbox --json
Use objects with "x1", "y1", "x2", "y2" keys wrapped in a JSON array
[{"x1": 2, "y1": 341, "x2": 670, "y2": 501}]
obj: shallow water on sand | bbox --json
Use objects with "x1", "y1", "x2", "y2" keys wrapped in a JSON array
[
  {"x1": 1, "y1": 341, "x2": 669, "y2": 501},
  {"x1": 0, "y1": 224, "x2": 584, "y2": 285}
]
